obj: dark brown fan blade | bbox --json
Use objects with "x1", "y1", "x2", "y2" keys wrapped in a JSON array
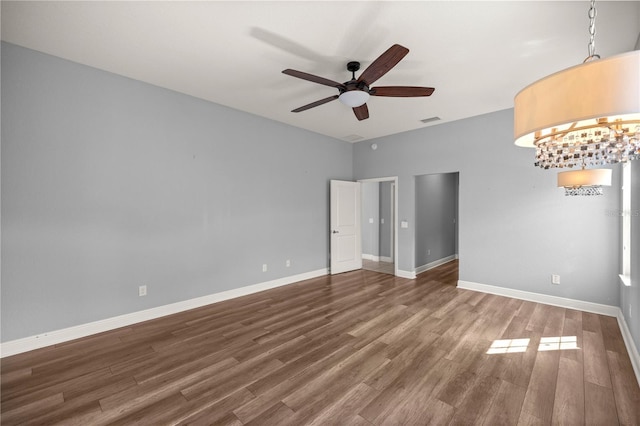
[
  {"x1": 282, "y1": 69, "x2": 345, "y2": 89},
  {"x1": 353, "y1": 104, "x2": 369, "y2": 121},
  {"x1": 357, "y1": 44, "x2": 409, "y2": 86},
  {"x1": 371, "y1": 86, "x2": 435, "y2": 97},
  {"x1": 291, "y1": 95, "x2": 339, "y2": 112}
]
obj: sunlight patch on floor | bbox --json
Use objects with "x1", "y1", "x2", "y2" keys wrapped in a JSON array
[
  {"x1": 487, "y1": 336, "x2": 579, "y2": 354},
  {"x1": 487, "y1": 338, "x2": 530, "y2": 354},
  {"x1": 538, "y1": 336, "x2": 578, "y2": 351}
]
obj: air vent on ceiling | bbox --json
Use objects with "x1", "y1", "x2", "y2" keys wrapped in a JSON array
[
  {"x1": 343, "y1": 134, "x2": 364, "y2": 142},
  {"x1": 420, "y1": 116, "x2": 441, "y2": 124}
]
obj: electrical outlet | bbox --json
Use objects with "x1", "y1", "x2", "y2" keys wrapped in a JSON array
[
  {"x1": 286, "y1": 259, "x2": 291, "y2": 267},
  {"x1": 262, "y1": 264, "x2": 268, "y2": 272},
  {"x1": 551, "y1": 274, "x2": 560, "y2": 285},
  {"x1": 427, "y1": 249, "x2": 431, "y2": 256},
  {"x1": 630, "y1": 304, "x2": 633, "y2": 319},
  {"x1": 139, "y1": 285, "x2": 147, "y2": 297}
]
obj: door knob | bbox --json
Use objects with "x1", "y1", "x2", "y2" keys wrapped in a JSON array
[{"x1": 332, "y1": 230, "x2": 339, "y2": 234}]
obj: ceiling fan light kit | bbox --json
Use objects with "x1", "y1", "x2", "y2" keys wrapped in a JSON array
[
  {"x1": 282, "y1": 44, "x2": 434, "y2": 121},
  {"x1": 514, "y1": 0, "x2": 640, "y2": 196},
  {"x1": 338, "y1": 90, "x2": 370, "y2": 108}
]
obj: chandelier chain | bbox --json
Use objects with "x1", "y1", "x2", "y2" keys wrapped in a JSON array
[{"x1": 587, "y1": 0, "x2": 598, "y2": 59}]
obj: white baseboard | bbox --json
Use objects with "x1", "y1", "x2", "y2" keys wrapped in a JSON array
[
  {"x1": 616, "y1": 310, "x2": 640, "y2": 387},
  {"x1": 458, "y1": 279, "x2": 640, "y2": 387},
  {"x1": 396, "y1": 269, "x2": 416, "y2": 279},
  {"x1": 362, "y1": 254, "x2": 380, "y2": 262},
  {"x1": 362, "y1": 254, "x2": 393, "y2": 264},
  {"x1": 416, "y1": 255, "x2": 457, "y2": 276},
  {"x1": 0, "y1": 268, "x2": 329, "y2": 358},
  {"x1": 457, "y1": 280, "x2": 620, "y2": 317}
]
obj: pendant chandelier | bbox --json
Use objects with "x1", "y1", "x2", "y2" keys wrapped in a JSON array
[
  {"x1": 557, "y1": 168, "x2": 612, "y2": 196},
  {"x1": 514, "y1": 0, "x2": 640, "y2": 196}
]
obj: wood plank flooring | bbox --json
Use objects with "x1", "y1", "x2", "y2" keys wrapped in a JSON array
[
  {"x1": 362, "y1": 259, "x2": 394, "y2": 275},
  {"x1": 2, "y1": 260, "x2": 639, "y2": 425}
]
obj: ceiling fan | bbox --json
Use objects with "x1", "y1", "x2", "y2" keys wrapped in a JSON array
[{"x1": 282, "y1": 44, "x2": 434, "y2": 121}]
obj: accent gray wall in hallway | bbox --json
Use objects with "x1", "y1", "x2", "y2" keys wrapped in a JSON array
[{"x1": 415, "y1": 172, "x2": 458, "y2": 268}]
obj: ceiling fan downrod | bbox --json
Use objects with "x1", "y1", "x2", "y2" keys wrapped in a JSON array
[{"x1": 346, "y1": 61, "x2": 360, "y2": 80}]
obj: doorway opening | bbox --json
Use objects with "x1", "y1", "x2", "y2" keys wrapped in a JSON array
[
  {"x1": 359, "y1": 177, "x2": 398, "y2": 276},
  {"x1": 414, "y1": 172, "x2": 459, "y2": 279}
]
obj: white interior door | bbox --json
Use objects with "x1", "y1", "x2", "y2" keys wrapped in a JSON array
[{"x1": 330, "y1": 180, "x2": 362, "y2": 274}]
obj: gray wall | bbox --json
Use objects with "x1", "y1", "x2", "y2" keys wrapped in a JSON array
[
  {"x1": 361, "y1": 180, "x2": 393, "y2": 260},
  {"x1": 361, "y1": 181, "x2": 380, "y2": 257},
  {"x1": 354, "y1": 109, "x2": 621, "y2": 310},
  {"x1": 1, "y1": 43, "x2": 353, "y2": 342},
  {"x1": 620, "y1": 162, "x2": 640, "y2": 351},
  {"x1": 415, "y1": 172, "x2": 458, "y2": 267},
  {"x1": 379, "y1": 181, "x2": 393, "y2": 259}
]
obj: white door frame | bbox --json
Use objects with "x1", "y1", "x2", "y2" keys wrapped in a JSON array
[
  {"x1": 390, "y1": 182, "x2": 395, "y2": 262},
  {"x1": 358, "y1": 176, "x2": 399, "y2": 277}
]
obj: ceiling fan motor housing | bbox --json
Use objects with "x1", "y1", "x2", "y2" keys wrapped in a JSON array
[{"x1": 340, "y1": 80, "x2": 370, "y2": 94}]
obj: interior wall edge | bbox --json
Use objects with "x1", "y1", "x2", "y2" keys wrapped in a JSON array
[
  {"x1": 415, "y1": 255, "x2": 458, "y2": 276},
  {"x1": 396, "y1": 270, "x2": 416, "y2": 279}
]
